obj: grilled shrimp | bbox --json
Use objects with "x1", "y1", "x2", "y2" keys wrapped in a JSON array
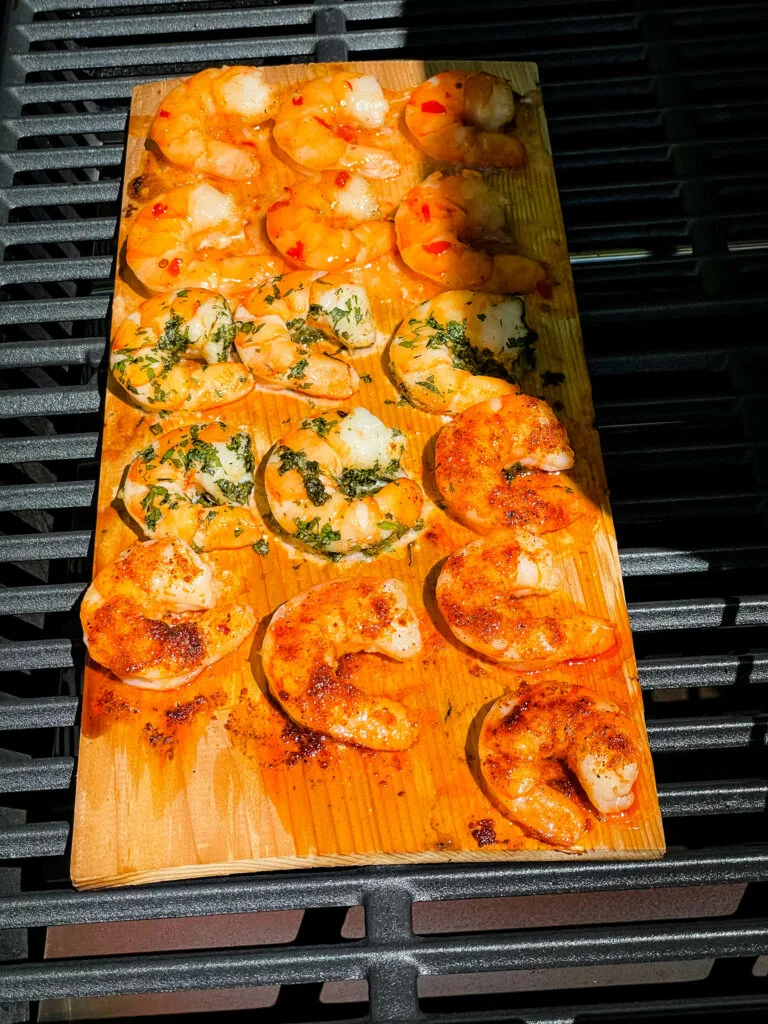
[
  {"x1": 273, "y1": 73, "x2": 400, "y2": 179},
  {"x1": 149, "y1": 66, "x2": 279, "y2": 180},
  {"x1": 261, "y1": 578, "x2": 421, "y2": 750},
  {"x1": 435, "y1": 393, "x2": 589, "y2": 534},
  {"x1": 405, "y1": 71, "x2": 524, "y2": 168},
  {"x1": 81, "y1": 538, "x2": 256, "y2": 690},
  {"x1": 266, "y1": 171, "x2": 394, "y2": 271},
  {"x1": 479, "y1": 680, "x2": 640, "y2": 847},
  {"x1": 234, "y1": 271, "x2": 376, "y2": 399},
  {"x1": 264, "y1": 407, "x2": 423, "y2": 558},
  {"x1": 125, "y1": 182, "x2": 284, "y2": 294},
  {"x1": 123, "y1": 422, "x2": 264, "y2": 551},
  {"x1": 395, "y1": 171, "x2": 546, "y2": 292},
  {"x1": 436, "y1": 532, "x2": 616, "y2": 668},
  {"x1": 389, "y1": 291, "x2": 534, "y2": 414},
  {"x1": 110, "y1": 288, "x2": 253, "y2": 412}
]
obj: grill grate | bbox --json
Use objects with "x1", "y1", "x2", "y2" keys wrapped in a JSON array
[{"x1": 1, "y1": 1, "x2": 768, "y2": 1022}]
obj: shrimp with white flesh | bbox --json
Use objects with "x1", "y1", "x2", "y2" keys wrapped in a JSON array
[
  {"x1": 81, "y1": 539, "x2": 256, "y2": 690},
  {"x1": 264, "y1": 407, "x2": 423, "y2": 558},
  {"x1": 149, "y1": 66, "x2": 279, "y2": 180},
  {"x1": 273, "y1": 73, "x2": 400, "y2": 179},
  {"x1": 390, "y1": 291, "x2": 534, "y2": 414},
  {"x1": 123, "y1": 422, "x2": 264, "y2": 551},
  {"x1": 266, "y1": 171, "x2": 394, "y2": 271},
  {"x1": 234, "y1": 271, "x2": 376, "y2": 400},
  {"x1": 261, "y1": 578, "x2": 421, "y2": 750},
  {"x1": 406, "y1": 71, "x2": 524, "y2": 168},
  {"x1": 436, "y1": 532, "x2": 616, "y2": 669},
  {"x1": 435, "y1": 393, "x2": 590, "y2": 535},
  {"x1": 479, "y1": 680, "x2": 640, "y2": 847},
  {"x1": 395, "y1": 171, "x2": 546, "y2": 293},
  {"x1": 111, "y1": 288, "x2": 253, "y2": 412},
  {"x1": 126, "y1": 183, "x2": 284, "y2": 294}
]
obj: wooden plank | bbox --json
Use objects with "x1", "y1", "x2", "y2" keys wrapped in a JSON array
[{"x1": 71, "y1": 60, "x2": 665, "y2": 889}]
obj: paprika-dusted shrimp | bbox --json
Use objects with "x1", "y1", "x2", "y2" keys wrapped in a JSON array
[
  {"x1": 435, "y1": 393, "x2": 591, "y2": 534},
  {"x1": 405, "y1": 71, "x2": 524, "y2": 168},
  {"x1": 273, "y1": 73, "x2": 400, "y2": 180},
  {"x1": 81, "y1": 538, "x2": 256, "y2": 690},
  {"x1": 389, "y1": 291, "x2": 534, "y2": 414},
  {"x1": 436, "y1": 532, "x2": 616, "y2": 668},
  {"x1": 261, "y1": 578, "x2": 421, "y2": 750},
  {"x1": 266, "y1": 171, "x2": 394, "y2": 271},
  {"x1": 265, "y1": 407, "x2": 423, "y2": 558},
  {"x1": 126, "y1": 183, "x2": 284, "y2": 294},
  {"x1": 123, "y1": 422, "x2": 265, "y2": 551},
  {"x1": 479, "y1": 680, "x2": 640, "y2": 847},
  {"x1": 395, "y1": 172, "x2": 546, "y2": 292},
  {"x1": 150, "y1": 66, "x2": 279, "y2": 180},
  {"x1": 111, "y1": 288, "x2": 253, "y2": 412}
]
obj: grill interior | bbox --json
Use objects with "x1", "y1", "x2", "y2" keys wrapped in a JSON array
[{"x1": 1, "y1": 1, "x2": 767, "y2": 1021}]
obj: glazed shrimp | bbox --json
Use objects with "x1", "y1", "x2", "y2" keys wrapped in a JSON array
[
  {"x1": 405, "y1": 71, "x2": 524, "y2": 168},
  {"x1": 390, "y1": 291, "x2": 534, "y2": 414},
  {"x1": 267, "y1": 171, "x2": 394, "y2": 271},
  {"x1": 234, "y1": 271, "x2": 376, "y2": 399},
  {"x1": 150, "y1": 66, "x2": 279, "y2": 180},
  {"x1": 123, "y1": 422, "x2": 265, "y2": 551},
  {"x1": 436, "y1": 532, "x2": 616, "y2": 669},
  {"x1": 264, "y1": 407, "x2": 423, "y2": 558},
  {"x1": 435, "y1": 393, "x2": 591, "y2": 534},
  {"x1": 126, "y1": 182, "x2": 284, "y2": 294},
  {"x1": 261, "y1": 578, "x2": 421, "y2": 750},
  {"x1": 395, "y1": 171, "x2": 546, "y2": 292},
  {"x1": 479, "y1": 680, "x2": 640, "y2": 847},
  {"x1": 81, "y1": 538, "x2": 256, "y2": 690},
  {"x1": 111, "y1": 288, "x2": 253, "y2": 412},
  {"x1": 273, "y1": 73, "x2": 400, "y2": 179}
]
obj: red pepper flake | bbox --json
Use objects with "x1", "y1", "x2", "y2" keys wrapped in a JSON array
[
  {"x1": 422, "y1": 240, "x2": 451, "y2": 255},
  {"x1": 240, "y1": 140, "x2": 256, "y2": 148},
  {"x1": 291, "y1": 95, "x2": 304, "y2": 106},
  {"x1": 536, "y1": 279, "x2": 554, "y2": 300},
  {"x1": 286, "y1": 241, "x2": 305, "y2": 261},
  {"x1": 335, "y1": 125, "x2": 356, "y2": 142},
  {"x1": 268, "y1": 199, "x2": 290, "y2": 213},
  {"x1": 343, "y1": 79, "x2": 353, "y2": 90},
  {"x1": 421, "y1": 100, "x2": 447, "y2": 114},
  {"x1": 335, "y1": 171, "x2": 351, "y2": 189},
  {"x1": 151, "y1": 202, "x2": 168, "y2": 218},
  {"x1": 168, "y1": 257, "x2": 182, "y2": 277},
  {"x1": 421, "y1": 203, "x2": 431, "y2": 224},
  {"x1": 314, "y1": 115, "x2": 331, "y2": 130},
  {"x1": 158, "y1": 109, "x2": 170, "y2": 119}
]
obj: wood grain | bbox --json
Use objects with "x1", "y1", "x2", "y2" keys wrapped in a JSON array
[{"x1": 71, "y1": 60, "x2": 665, "y2": 890}]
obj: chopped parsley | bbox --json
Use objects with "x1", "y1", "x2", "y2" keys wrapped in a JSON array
[
  {"x1": 287, "y1": 357, "x2": 309, "y2": 380},
  {"x1": 301, "y1": 416, "x2": 337, "y2": 438},
  {"x1": 216, "y1": 479, "x2": 253, "y2": 505},
  {"x1": 285, "y1": 318, "x2": 327, "y2": 347},
  {"x1": 360, "y1": 374, "x2": 373, "y2": 384},
  {"x1": 276, "y1": 446, "x2": 330, "y2": 506},
  {"x1": 502, "y1": 462, "x2": 530, "y2": 484},
  {"x1": 293, "y1": 516, "x2": 342, "y2": 555},
  {"x1": 253, "y1": 538, "x2": 270, "y2": 556}
]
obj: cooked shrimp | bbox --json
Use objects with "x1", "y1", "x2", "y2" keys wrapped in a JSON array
[
  {"x1": 81, "y1": 538, "x2": 256, "y2": 690},
  {"x1": 395, "y1": 171, "x2": 546, "y2": 292},
  {"x1": 273, "y1": 73, "x2": 400, "y2": 179},
  {"x1": 150, "y1": 66, "x2": 279, "y2": 180},
  {"x1": 389, "y1": 291, "x2": 534, "y2": 414},
  {"x1": 479, "y1": 680, "x2": 640, "y2": 847},
  {"x1": 234, "y1": 271, "x2": 376, "y2": 399},
  {"x1": 126, "y1": 182, "x2": 284, "y2": 294},
  {"x1": 435, "y1": 393, "x2": 590, "y2": 534},
  {"x1": 436, "y1": 532, "x2": 616, "y2": 668},
  {"x1": 123, "y1": 422, "x2": 264, "y2": 551},
  {"x1": 406, "y1": 71, "x2": 524, "y2": 168},
  {"x1": 264, "y1": 407, "x2": 423, "y2": 558},
  {"x1": 261, "y1": 578, "x2": 421, "y2": 750},
  {"x1": 111, "y1": 288, "x2": 253, "y2": 412},
  {"x1": 266, "y1": 171, "x2": 393, "y2": 271}
]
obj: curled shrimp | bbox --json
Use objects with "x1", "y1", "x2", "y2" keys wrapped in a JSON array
[
  {"x1": 126, "y1": 182, "x2": 284, "y2": 294},
  {"x1": 434, "y1": 393, "x2": 591, "y2": 534},
  {"x1": 234, "y1": 271, "x2": 376, "y2": 400},
  {"x1": 436, "y1": 532, "x2": 616, "y2": 668},
  {"x1": 149, "y1": 66, "x2": 279, "y2": 180},
  {"x1": 389, "y1": 290, "x2": 534, "y2": 414},
  {"x1": 81, "y1": 538, "x2": 256, "y2": 690},
  {"x1": 110, "y1": 288, "x2": 253, "y2": 412},
  {"x1": 406, "y1": 71, "x2": 524, "y2": 168},
  {"x1": 123, "y1": 422, "x2": 265, "y2": 551},
  {"x1": 266, "y1": 171, "x2": 394, "y2": 271},
  {"x1": 479, "y1": 680, "x2": 640, "y2": 847},
  {"x1": 273, "y1": 73, "x2": 400, "y2": 180},
  {"x1": 261, "y1": 578, "x2": 421, "y2": 750},
  {"x1": 395, "y1": 171, "x2": 546, "y2": 292},
  {"x1": 264, "y1": 406, "x2": 423, "y2": 558}
]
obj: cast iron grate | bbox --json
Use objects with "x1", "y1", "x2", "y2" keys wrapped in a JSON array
[{"x1": 0, "y1": 1, "x2": 767, "y2": 1022}]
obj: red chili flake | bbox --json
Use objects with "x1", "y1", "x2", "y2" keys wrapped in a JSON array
[
  {"x1": 335, "y1": 125, "x2": 356, "y2": 142},
  {"x1": 536, "y1": 279, "x2": 554, "y2": 300},
  {"x1": 343, "y1": 79, "x2": 353, "y2": 90},
  {"x1": 335, "y1": 171, "x2": 351, "y2": 188},
  {"x1": 422, "y1": 240, "x2": 451, "y2": 255},
  {"x1": 291, "y1": 95, "x2": 304, "y2": 106},
  {"x1": 240, "y1": 140, "x2": 256, "y2": 148},
  {"x1": 158, "y1": 109, "x2": 170, "y2": 119},
  {"x1": 151, "y1": 202, "x2": 168, "y2": 218},
  {"x1": 268, "y1": 199, "x2": 290, "y2": 213},
  {"x1": 314, "y1": 115, "x2": 332, "y2": 130},
  {"x1": 168, "y1": 257, "x2": 182, "y2": 277},
  {"x1": 421, "y1": 203, "x2": 431, "y2": 224},
  {"x1": 421, "y1": 100, "x2": 447, "y2": 114},
  {"x1": 286, "y1": 241, "x2": 305, "y2": 261}
]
